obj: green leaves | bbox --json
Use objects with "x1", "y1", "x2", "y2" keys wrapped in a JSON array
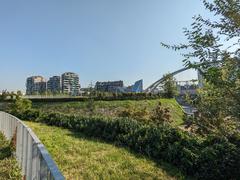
[
  {"x1": 162, "y1": 0, "x2": 240, "y2": 138},
  {"x1": 0, "y1": 133, "x2": 22, "y2": 179},
  {"x1": 11, "y1": 108, "x2": 240, "y2": 179},
  {"x1": 162, "y1": 74, "x2": 178, "y2": 98}
]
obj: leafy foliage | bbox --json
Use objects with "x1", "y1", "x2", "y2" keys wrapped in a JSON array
[
  {"x1": 29, "y1": 93, "x2": 164, "y2": 103},
  {"x1": 162, "y1": 74, "x2": 178, "y2": 98},
  {"x1": 8, "y1": 98, "x2": 32, "y2": 117},
  {"x1": 162, "y1": 0, "x2": 240, "y2": 65},
  {"x1": 12, "y1": 108, "x2": 240, "y2": 179},
  {"x1": 0, "y1": 133, "x2": 22, "y2": 180},
  {"x1": 118, "y1": 105, "x2": 150, "y2": 123},
  {"x1": 162, "y1": 0, "x2": 240, "y2": 136},
  {"x1": 33, "y1": 98, "x2": 184, "y2": 126},
  {"x1": 26, "y1": 121, "x2": 185, "y2": 180},
  {"x1": 150, "y1": 102, "x2": 172, "y2": 125}
]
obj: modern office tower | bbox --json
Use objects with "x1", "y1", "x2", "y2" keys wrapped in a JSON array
[
  {"x1": 47, "y1": 76, "x2": 61, "y2": 94},
  {"x1": 95, "y1": 81, "x2": 124, "y2": 92},
  {"x1": 128, "y1": 80, "x2": 143, "y2": 93},
  {"x1": 61, "y1": 72, "x2": 80, "y2": 96},
  {"x1": 26, "y1": 76, "x2": 47, "y2": 95}
]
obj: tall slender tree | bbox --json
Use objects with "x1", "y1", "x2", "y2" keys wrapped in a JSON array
[{"x1": 162, "y1": 74, "x2": 178, "y2": 98}]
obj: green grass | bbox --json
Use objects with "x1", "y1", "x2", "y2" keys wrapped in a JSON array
[
  {"x1": 33, "y1": 98, "x2": 184, "y2": 126},
  {"x1": 25, "y1": 121, "x2": 187, "y2": 180},
  {"x1": 0, "y1": 133, "x2": 22, "y2": 180}
]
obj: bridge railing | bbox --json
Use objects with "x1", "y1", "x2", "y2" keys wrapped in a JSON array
[{"x1": 0, "y1": 111, "x2": 65, "y2": 180}]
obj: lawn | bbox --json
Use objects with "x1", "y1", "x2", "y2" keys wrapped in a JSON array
[
  {"x1": 25, "y1": 121, "x2": 187, "y2": 180},
  {"x1": 0, "y1": 133, "x2": 22, "y2": 180},
  {"x1": 33, "y1": 98, "x2": 184, "y2": 126}
]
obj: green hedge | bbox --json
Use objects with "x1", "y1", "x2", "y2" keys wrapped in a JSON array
[
  {"x1": 28, "y1": 93, "x2": 162, "y2": 103},
  {"x1": 13, "y1": 110, "x2": 240, "y2": 180}
]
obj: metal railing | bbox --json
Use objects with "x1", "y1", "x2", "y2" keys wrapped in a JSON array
[{"x1": 0, "y1": 111, "x2": 65, "y2": 180}]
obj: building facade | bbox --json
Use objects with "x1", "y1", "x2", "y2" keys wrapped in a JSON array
[
  {"x1": 127, "y1": 80, "x2": 143, "y2": 93},
  {"x1": 26, "y1": 76, "x2": 47, "y2": 95},
  {"x1": 47, "y1": 76, "x2": 61, "y2": 94},
  {"x1": 95, "y1": 81, "x2": 124, "y2": 92},
  {"x1": 176, "y1": 81, "x2": 198, "y2": 95},
  {"x1": 61, "y1": 72, "x2": 80, "y2": 96}
]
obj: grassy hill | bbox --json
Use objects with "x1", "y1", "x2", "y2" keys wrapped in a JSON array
[
  {"x1": 25, "y1": 121, "x2": 187, "y2": 180},
  {"x1": 33, "y1": 98, "x2": 184, "y2": 126}
]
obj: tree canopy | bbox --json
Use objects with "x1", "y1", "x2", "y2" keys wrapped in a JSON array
[{"x1": 163, "y1": 0, "x2": 240, "y2": 136}]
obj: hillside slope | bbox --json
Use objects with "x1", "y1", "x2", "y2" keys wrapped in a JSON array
[
  {"x1": 25, "y1": 121, "x2": 186, "y2": 180},
  {"x1": 33, "y1": 98, "x2": 184, "y2": 126}
]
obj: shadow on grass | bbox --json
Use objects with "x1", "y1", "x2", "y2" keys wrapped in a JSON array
[
  {"x1": 0, "y1": 134, "x2": 12, "y2": 160},
  {"x1": 65, "y1": 129, "x2": 194, "y2": 180},
  {"x1": 0, "y1": 147, "x2": 12, "y2": 160}
]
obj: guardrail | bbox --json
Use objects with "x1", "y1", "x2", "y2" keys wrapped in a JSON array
[{"x1": 0, "y1": 111, "x2": 65, "y2": 180}]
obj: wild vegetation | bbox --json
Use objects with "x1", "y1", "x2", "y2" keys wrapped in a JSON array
[
  {"x1": 25, "y1": 121, "x2": 185, "y2": 180},
  {"x1": 7, "y1": 97, "x2": 240, "y2": 179},
  {"x1": 162, "y1": 0, "x2": 240, "y2": 137},
  {"x1": 32, "y1": 98, "x2": 184, "y2": 126},
  {"x1": 161, "y1": 73, "x2": 178, "y2": 98},
  {"x1": 0, "y1": 133, "x2": 22, "y2": 180},
  {"x1": 3, "y1": 1, "x2": 240, "y2": 179}
]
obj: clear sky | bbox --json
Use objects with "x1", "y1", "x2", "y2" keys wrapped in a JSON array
[{"x1": 0, "y1": 0, "x2": 210, "y2": 92}]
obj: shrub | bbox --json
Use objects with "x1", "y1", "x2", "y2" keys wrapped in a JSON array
[
  {"x1": 7, "y1": 98, "x2": 32, "y2": 117},
  {"x1": 118, "y1": 106, "x2": 149, "y2": 123},
  {"x1": 150, "y1": 102, "x2": 171, "y2": 125},
  {"x1": 12, "y1": 110, "x2": 240, "y2": 179}
]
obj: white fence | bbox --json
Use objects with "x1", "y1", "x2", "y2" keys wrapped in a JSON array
[{"x1": 0, "y1": 111, "x2": 65, "y2": 180}]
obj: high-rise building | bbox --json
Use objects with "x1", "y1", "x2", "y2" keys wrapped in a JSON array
[
  {"x1": 95, "y1": 81, "x2": 124, "y2": 92},
  {"x1": 47, "y1": 76, "x2": 61, "y2": 94},
  {"x1": 26, "y1": 76, "x2": 47, "y2": 95},
  {"x1": 128, "y1": 80, "x2": 143, "y2": 93},
  {"x1": 61, "y1": 72, "x2": 80, "y2": 96}
]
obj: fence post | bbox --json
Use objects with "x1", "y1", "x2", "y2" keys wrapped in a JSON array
[
  {"x1": 26, "y1": 132, "x2": 33, "y2": 179},
  {"x1": 32, "y1": 142, "x2": 41, "y2": 180},
  {"x1": 22, "y1": 126, "x2": 28, "y2": 176}
]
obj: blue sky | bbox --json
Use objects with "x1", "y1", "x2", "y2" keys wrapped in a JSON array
[{"x1": 0, "y1": 0, "x2": 210, "y2": 92}]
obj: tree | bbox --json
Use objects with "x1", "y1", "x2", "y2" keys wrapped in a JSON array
[
  {"x1": 86, "y1": 82, "x2": 95, "y2": 116},
  {"x1": 162, "y1": 73, "x2": 178, "y2": 98},
  {"x1": 1, "y1": 90, "x2": 10, "y2": 100},
  {"x1": 9, "y1": 97, "x2": 32, "y2": 116},
  {"x1": 16, "y1": 90, "x2": 23, "y2": 97},
  {"x1": 162, "y1": 0, "x2": 240, "y2": 136}
]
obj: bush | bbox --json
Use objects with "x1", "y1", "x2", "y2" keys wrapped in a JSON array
[
  {"x1": 150, "y1": 102, "x2": 171, "y2": 125},
  {"x1": 7, "y1": 98, "x2": 32, "y2": 117},
  {"x1": 196, "y1": 136, "x2": 240, "y2": 180},
  {"x1": 12, "y1": 110, "x2": 240, "y2": 179},
  {"x1": 118, "y1": 106, "x2": 149, "y2": 123}
]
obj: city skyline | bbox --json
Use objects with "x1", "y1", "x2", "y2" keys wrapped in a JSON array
[
  {"x1": 26, "y1": 72, "x2": 81, "y2": 95},
  {"x1": 25, "y1": 72, "x2": 145, "y2": 93},
  {"x1": 24, "y1": 72, "x2": 146, "y2": 95},
  {"x1": 0, "y1": 1, "x2": 210, "y2": 92}
]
